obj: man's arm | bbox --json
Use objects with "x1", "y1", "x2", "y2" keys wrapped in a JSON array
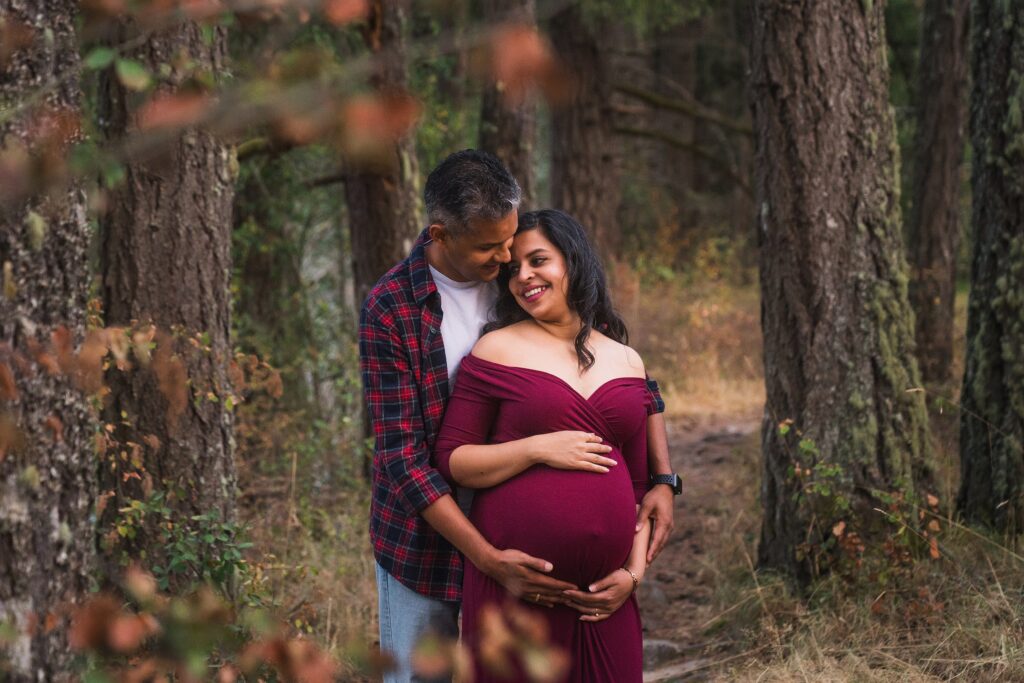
[
  {"x1": 422, "y1": 496, "x2": 575, "y2": 603},
  {"x1": 637, "y1": 381, "x2": 676, "y2": 565}
]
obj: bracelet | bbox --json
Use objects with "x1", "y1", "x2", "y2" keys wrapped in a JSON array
[{"x1": 619, "y1": 567, "x2": 640, "y2": 593}]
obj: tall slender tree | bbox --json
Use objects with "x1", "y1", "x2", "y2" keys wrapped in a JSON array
[
  {"x1": 346, "y1": 0, "x2": 421, "y2": 311},
  {"x1": 750, "y1": 0, "x2": 931, "y2": 581},
  {"x1": 957, "y1": 1, "x2": 1024, "y2": 533},
  {"x1": 479, "y1": 0, "x2": 537, "y2": 206},
  {"x1": 98, "y1": 19, "x2": 236, "y2": 577},
  {"x1": 0, "y1": 1, "x2": 95, "y2": 676},
  {"x1": 549, "y1": 4, "x2": 621, "y2": 259},
  {"x1": 908, "y1": 0, "x2": 970, "y2": 386}
]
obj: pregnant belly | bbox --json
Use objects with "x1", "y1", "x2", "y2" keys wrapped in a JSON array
[{"x1": 470, "y1": 461, "x2": 636, "y2": 588}]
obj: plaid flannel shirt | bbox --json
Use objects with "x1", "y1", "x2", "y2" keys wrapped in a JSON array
[{"x1": 359, "y1": 229, "x2": 666, "y2": 601}]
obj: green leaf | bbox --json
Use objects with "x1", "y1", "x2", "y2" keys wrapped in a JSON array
[
  {"x1": 84, "y1": 47, "x2": 116, "y2": 70},
  {"x1": 115, "y1": 58, "x2": 152, "y2": 91}
]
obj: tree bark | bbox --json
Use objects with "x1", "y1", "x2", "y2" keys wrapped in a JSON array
[
  {"x1": 908, "y1": 0, "x2": 969, "y2": 386},
  {"x1": 479, "y1": 0, "x2": 536, "y2": 206},
  {"x1": 346, "y1": 0, "x2": 421, "y2": 311},
  {"x1": 97, "y1": 20, "x2": 236, "y2": 580},
  {"x1": 957, "y1": 1, "x2": 1024, "y2": 533},
  {"x1": 0, "y1": 1, "x2": 94, "y2": 677},
  {"x1": 750, "y1": 0, "x2": 931, "y2": 582},
  {"x1": 549, "y1": 5, "x2": 621, "y2": 259}
]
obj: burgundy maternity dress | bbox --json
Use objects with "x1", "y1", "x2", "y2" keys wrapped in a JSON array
[{"x1": 434, "y1": 353, "x2": 654, "y2": 683}]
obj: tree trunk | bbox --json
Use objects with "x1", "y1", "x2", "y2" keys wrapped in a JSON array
[
  {"x1": 750, "y1": 0, "x2": 931, "y2": 582},
  {"x1": 957, "y1": 1, "x2": 1024, "y2": 534},
  {"x1": 549, "y1": 5, "x2": 621, "y2": 259},
  {"x1": 0, "y1": 1, "x2": 94, "y2": 677},
  {"x1": 97, "y1": 20, "x2": 236, "y2": 582},
  {"x1": 346, "y1": 0, "x2": 421, "y2": 311},
  {"x1": 479, "y1": 0, "x2": 536, "y2": 206},
  {"x1": 908, "y1": 0, "x2": 969, "y2": 386}
]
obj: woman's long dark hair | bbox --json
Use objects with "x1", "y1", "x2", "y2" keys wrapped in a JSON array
[{"x1": 483, "y1": 209, "x2": 628, "y2": 371}]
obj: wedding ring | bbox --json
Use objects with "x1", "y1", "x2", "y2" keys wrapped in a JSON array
[{"x1": 533, "y1": 593, "x2": 541, "y2": 603}]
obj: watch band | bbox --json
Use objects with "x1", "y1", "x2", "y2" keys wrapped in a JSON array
[{"x1": 650, "y1": 473, "x2": 682, "y2": 495}]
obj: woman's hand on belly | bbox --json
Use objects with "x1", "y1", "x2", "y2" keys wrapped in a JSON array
[
  {"x1": 562, "y1": 568, "x2": 635, "y2": 622},
  {"x1": 528, "y1": 431, "x2": 618, "y2": 473}
]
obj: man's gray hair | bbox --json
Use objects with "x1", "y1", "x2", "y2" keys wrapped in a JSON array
[{"x1": 424, "y1": 149, "x2": 522, "y2": 239}]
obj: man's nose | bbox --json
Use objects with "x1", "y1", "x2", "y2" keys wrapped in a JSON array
[{"x1": 495, "y1": 244, "x2": 512, "y2": 264}]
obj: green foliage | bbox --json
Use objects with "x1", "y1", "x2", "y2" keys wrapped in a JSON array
[
  {"x1": 113, "y1": 492, "x2": 258, "y2": 602},
  {"x1": 581, "y1": 0, "x2": 708, "y2": 37}
]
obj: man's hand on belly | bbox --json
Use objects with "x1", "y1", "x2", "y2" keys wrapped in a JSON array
[{"x1": 479, "y1": 548, "x2": 576, "y2": 607}]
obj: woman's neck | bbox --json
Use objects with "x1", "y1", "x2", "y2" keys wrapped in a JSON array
[{"x1": 531, "y1": 313, "x2": 582, "y2": 342}]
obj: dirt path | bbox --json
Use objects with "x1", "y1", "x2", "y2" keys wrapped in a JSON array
[{"x1": 639, "y1": 413, "x2": 761, "y2": 681}]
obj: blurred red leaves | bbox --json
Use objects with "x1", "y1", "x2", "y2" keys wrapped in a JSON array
[
  {"x1": 241, "y1": 638, "x2": 339, "y2": 683},
  {"x1": 137, "y1": 92, "x2": 212, "y2": 131},
  {"x1": 338, "y1": 90, "x2": 420, "y2": 161},
  {"x1": 474, "y1": 24, "x2": 568, "y2": 106},
  {"x1": 69, "y1": 567, "x2": 343, "y2": 683},
  {"x1": 322, "y1": 0, "x2": 369, "y2": 26},
  {"x1": 0, "y1": 361, "x2": 17, "y2": 400},
  {"x1": 152, "y1": 334, "x2": 188, "y2": 432},
  {"x1": 477, "y1": 603, "x2": 569, "y2": 683}
]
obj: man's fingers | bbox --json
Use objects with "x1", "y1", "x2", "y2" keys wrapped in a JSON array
[
  {"x1": 511, "y1": 551, "x2": 554, "y2": 574},
  {"x1": 521, "y1": 572, "x2": 576, "y2": 592},
  {"x1": 647, "y1": 521, "x2": 669, "y2": 563},
  {"x1": 636, "y1": 499, "x2": 656, "y2": 532}
]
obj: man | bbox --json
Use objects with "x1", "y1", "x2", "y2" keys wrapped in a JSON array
[{"x1": 359, "y1": 149, "x2": 679, "y2": 682}]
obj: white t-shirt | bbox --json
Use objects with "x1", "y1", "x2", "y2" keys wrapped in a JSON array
[{"x1": 428, "y1": 265, "x2": 498, "y2": 387}]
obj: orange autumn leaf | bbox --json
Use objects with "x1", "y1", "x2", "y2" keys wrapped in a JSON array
[
  {"x1": 0, "y1": 362, "x2": 16, "y2": 400},
  {"x1": 926, "y1": 493, "x2": 939, "y2": 508},
  {"x1": 322, "y1": 0, "x2": 368, "y2": 25},
  {"x1": 831, "y1": 520, "x2": 846, "y2": 537},
  {"x1": 0, "y1": 19, "x2": 34, "y2": 68},
  {"x1": 138, "y1": 91, "x2": 212, "y2": 131},
  {"x1": 152, "y1": 342, "x2": 188, "y2": 432},
  {"x1": 929, "y1": 536, "x2": 940, "y2": 560},
  {"x1": 44, "y1": 415, "x2": 63, "y2": 442},
  {"x1": 0, "y1": 412, "x2": 23, "y2": 461},
  {"x1": 479, "y1": 24, "x2": 569, "y2": 106}
]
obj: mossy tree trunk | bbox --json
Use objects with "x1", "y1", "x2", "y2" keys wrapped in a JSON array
[
  {"x1": 549, "y1": 4, "x2": 621, "y2": 260},
  {"x1": 346, "y1": 0, "x2": 421, "y2": 311},
  {"x1": 98, "y1": 19, "x2": 236, "y2": 582},
  {"x1": 750, "y1": 0, "x2": 931, "y2": 582},
  {"x1": 908, "y1": 0, "x2": 970, "y2": 387},
  {"x1": 479, "y1": 0, "x2": 536, "y2": 207},
  {"x1": 957, "y1": 1, "x2": 1024, "y2": 534},
  {"x1": 0, "y1": 0, "x2": 94, "y2": 677}
]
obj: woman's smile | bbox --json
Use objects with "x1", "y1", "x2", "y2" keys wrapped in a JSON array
[{"x1": 522, "y1": 284, "x2": 549, "y2": 303}]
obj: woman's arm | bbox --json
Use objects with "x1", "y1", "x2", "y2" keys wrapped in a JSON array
[{"x1": 448, "y1": 432, "x2": 616, "y2": 488}]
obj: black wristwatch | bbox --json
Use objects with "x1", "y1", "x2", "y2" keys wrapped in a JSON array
[{"x1": 650, "y1": 473, "x2": 682, "y2": 495}]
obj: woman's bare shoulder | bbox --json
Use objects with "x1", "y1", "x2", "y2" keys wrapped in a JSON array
[
  {"x1": 471, "y1": 322, "x2": 532, "y2": 363},
  {"x1": 590, "y1": 330, "x2": 646, "y2": 378}
]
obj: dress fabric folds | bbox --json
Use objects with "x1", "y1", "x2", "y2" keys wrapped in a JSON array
[{"x1": 434, "y1": 353, "x2": 654, "y2": 683}]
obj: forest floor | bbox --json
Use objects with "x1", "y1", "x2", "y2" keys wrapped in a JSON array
[{"x1": 638, "y1": 410, "x2": 764, "y2": 682}]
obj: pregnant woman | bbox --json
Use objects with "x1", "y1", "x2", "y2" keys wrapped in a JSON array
[{"x1": 434, "y1": 209, "x2": 656, "y2": 682}]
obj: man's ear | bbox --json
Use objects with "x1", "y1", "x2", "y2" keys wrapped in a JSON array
[{"x1": 427, "y1": 223, "x2": 448, "y2": 244}]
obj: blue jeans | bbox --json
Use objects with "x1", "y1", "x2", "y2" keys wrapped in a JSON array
[{"x1": 376, "y1": 562, "x2": 460, "y2": 683}]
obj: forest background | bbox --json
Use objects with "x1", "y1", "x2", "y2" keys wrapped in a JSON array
[{"x1": 2, "y1": 0, "x2": 1023, "y2": 680}]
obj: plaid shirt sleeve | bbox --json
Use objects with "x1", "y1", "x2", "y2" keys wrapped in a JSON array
[
  {"x1": 646, "y1": 376, "x2": 666, "y2": 414},
  {"x1": 360, "y1": 306, "x2": 451, "y2": 515}
]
